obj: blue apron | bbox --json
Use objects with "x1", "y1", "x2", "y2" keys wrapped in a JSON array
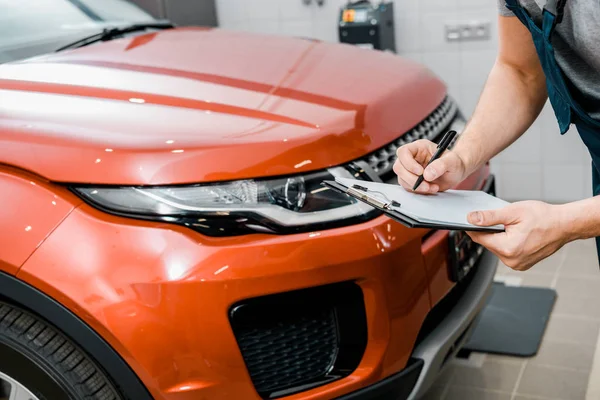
[{"x1": 505, "y1": 0, "x2": 600, "y2": 260}]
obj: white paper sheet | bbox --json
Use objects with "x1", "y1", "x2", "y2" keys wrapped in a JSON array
[{"x1": 335, "y1": 177, "x2": 509, "y2": 229}]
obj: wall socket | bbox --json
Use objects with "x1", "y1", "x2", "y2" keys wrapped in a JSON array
[{"x1": 445, "y1": 21, "x2": 491, "y2": 42}]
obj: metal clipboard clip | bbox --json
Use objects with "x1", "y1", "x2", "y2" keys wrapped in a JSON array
[{"x1": 346, "y1": 184, "x2": 401, "y2": 211}]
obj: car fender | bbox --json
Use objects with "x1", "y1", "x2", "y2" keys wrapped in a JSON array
[
  {"x1": 0, "y1": 167, "x2": 153, "y2": 398},
  {"x1": 0, "y1": 167, "x2": 79, "y2": 275}
]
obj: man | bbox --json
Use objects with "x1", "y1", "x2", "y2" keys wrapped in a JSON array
[{"x1": 393, "y1": 0, "x2": 600, "y2": 270}]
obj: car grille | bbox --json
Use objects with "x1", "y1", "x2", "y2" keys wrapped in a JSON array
[
  {"x1": 362, "y1": 96, "x2": 459, "y2": 179},
  {"x1": 235, "y1": 309, "x2": 337, "y2": 394},
  {"x1": 229, "y1": 282, "x2": 367, "y2": 399}
]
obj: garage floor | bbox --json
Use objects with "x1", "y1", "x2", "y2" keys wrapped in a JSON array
[{"x1": 422, "y1": 238, "x2": 600, "y2": 400}]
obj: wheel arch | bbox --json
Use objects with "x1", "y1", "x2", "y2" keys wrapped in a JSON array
[{"x1": 0, "y1": 271, "x2": 153, "y2": 400}]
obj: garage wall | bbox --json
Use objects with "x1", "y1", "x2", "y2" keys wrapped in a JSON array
[
  {"x1": 215, "y1": 0, "x2": 592, "y2": 203},
  {"x1": 130, "y1": 0, "x2": 218, "y2": 26}
]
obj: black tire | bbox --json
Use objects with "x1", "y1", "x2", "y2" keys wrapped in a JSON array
[{"x1": 0, "y1": 301, "x2": 123, "y2": 400}]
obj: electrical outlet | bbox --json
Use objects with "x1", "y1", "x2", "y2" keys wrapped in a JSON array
[
  {"x1": 446, "y1": 24, "x2": 461, "y2": 41},
  {"x1": 445, "y1": 21, "x2": 491, "y2": 42}
]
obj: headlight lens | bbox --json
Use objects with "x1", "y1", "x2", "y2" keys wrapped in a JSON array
[{"x1": 73, "y1": 167, "x2": 378, "y2": 236}]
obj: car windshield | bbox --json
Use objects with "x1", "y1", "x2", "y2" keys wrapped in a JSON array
[{"x1": 0, "y1": 0, "x2": 156, "y2": 64}]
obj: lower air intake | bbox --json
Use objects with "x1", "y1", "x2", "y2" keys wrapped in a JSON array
[{"x1": 229, "y1": 282, "x2": 367, "y2": 399}]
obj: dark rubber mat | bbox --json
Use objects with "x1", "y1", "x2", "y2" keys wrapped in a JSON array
[{"x1": 462, "y1": 282, "x2": 557, "y2": 357}]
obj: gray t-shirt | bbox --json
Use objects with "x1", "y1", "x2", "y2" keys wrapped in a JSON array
[{"x1": 498, "y1": 0, "x2": 600, "y2": 119}]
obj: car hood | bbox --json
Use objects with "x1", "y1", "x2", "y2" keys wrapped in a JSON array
[{"x1": 0, "y1": 27, "x2": 446, "y2": 185}]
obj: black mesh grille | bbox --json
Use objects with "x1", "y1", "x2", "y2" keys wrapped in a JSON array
[
  {"x1": 230, "y1": 282, "x2": 367, "y2": 399},
  {"x1": 235, "y1": 308, "x2": 338, "y2": 394}
]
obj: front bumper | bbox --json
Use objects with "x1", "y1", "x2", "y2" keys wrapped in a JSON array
[
  {"x1": 337, "y1": 359, "x2": 424, "y2": 400},
  {"x1": 18, "y1": 200, "x2": 433, "y2": 400}
]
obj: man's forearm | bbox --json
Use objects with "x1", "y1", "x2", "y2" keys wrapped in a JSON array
[
  {"x1": 453, "y1": 60, "x2": 548, "y2": 175},
  {"x1": 559, "y1": 197, "x2": 600, "y2": 241}
]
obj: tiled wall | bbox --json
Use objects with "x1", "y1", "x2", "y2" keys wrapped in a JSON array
[
  {"x1": 215, "y1": 0, "x2": 592, "y2": 202},
  {"x1": 131, "y1": 0, "x2": 218, "y2": 26}
]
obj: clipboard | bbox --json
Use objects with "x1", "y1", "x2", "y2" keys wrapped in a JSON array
[{"x1": 322, "y1": 180, "x2": 505, "y2": 233}]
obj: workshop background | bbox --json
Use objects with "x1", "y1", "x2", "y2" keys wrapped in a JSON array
[{"x1": 132, "y1": 0, "x2": 593, "y2": 204}]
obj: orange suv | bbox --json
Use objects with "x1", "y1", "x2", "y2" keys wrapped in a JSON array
[{"x1": 0, "y1": 1, "x2": 497, "y2": 400}]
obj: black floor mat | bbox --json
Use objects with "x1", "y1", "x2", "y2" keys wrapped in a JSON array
[{"x1": 462, "y1": 282, "x2": 557, "y2": 357}]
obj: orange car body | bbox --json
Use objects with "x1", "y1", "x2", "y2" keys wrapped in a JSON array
[{"x1": 0, "y1": 27, "x2": 496, "y2": 400}]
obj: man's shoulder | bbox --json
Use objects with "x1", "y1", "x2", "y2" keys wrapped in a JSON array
[{"x1": 497, "y1": 0, "x2": 543, "y2": 17}]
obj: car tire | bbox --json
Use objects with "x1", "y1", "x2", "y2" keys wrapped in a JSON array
[{"x1": 0, "y1": 301, "x2": 123, "y2": 400}]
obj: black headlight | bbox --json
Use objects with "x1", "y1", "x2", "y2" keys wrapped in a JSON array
[{"x1": 73, "y1": 167, "x2": 380, "y2": 236}]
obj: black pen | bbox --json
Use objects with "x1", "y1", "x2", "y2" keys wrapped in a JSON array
[{"x1": 412, "y1": 130, "x2": 457, "y2": 191}]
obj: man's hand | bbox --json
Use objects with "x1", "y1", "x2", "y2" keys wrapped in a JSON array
[
  {"x1": 466, "y1": 201, "x2": 570, "y2": 270},
  {"x1": 393, "y1": 139, "x2": 468, "y2": 194}
]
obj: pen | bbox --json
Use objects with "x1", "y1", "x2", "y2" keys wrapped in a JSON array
[{"x1": 412, "y1": 130, "x2": 457, "y2": 191}]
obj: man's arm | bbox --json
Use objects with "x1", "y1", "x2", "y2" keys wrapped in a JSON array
[
  {"x1": 453, "y1": 16, "x2": 548, "y2": 175},
  {"x1": 393, "y1": 14, "x2": 596, "y2": 269},
  {"x1": 561, "y1": 198, "x2": 600, "y2": 240},
  {"x1": 393, "y1": 16, "x2": 548, "y2": 195}
]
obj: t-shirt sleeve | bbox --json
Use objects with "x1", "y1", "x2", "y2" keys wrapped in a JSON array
[{"x1": 498, "y1": 0, "x2": 515, "y2": 16}]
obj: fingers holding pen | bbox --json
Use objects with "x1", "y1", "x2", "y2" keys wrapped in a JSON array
[
  {"x1": 393, "y1": 160, "x2": 440, "y2": 194},
  {"x1": 394, "y1": 141, "x2": 441, "y2": 194}
]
